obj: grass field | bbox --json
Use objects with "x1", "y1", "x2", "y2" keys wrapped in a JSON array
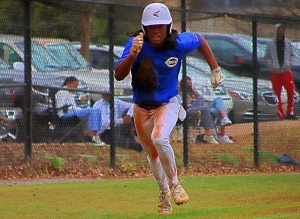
[{"x1": 1, "y1": 174, "x2": 300, "y2": 219}]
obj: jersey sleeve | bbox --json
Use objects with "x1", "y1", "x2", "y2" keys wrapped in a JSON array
[
  {"x1": 176, "y1": 32, "x2": 202, "y2": 53},
  {"x1": 114, "y1": 37, "x2": 134, "y2": 68}
]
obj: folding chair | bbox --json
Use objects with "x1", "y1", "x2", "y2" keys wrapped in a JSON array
[
  {"x1": 46, "y1": 89, "x2": 87, "y2": 143},
  {"x1": 171, "y1": 111, "x2": 219, "y2": 144}
]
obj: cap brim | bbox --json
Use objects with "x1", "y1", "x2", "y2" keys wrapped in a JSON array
[{"x1": 142, "y1": 20, "x2": 170, "y2": 26}]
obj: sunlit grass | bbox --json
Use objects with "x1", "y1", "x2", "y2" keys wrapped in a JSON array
[{"x1": 1, "y1": 174, "x2": 299, "y2": 219}]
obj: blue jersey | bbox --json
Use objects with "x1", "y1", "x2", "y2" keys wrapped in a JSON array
[{"x1": 115, "y1": 32, "x2": 202, "y2": 105}]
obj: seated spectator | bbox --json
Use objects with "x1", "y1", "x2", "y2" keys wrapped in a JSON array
[
  {"x1": 180, "y1": 76, "x2": 233, "y2": 144},
  {"x1": 179, "y1": 77, "x2": 218, "y2": 144},
  {"x1": 93, "y1": 88, "x2": 143, "y2": 152},
  {"x1": 55, "y1": 76, "x2": 103, "y2": 145}
]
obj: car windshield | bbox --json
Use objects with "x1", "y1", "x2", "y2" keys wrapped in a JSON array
[
  {"x1": 46, "y1": 43, "x2": 91, "y2": 70},
  {"x1": 15, "y1": 42, "x2": 64, "y2": 72}
]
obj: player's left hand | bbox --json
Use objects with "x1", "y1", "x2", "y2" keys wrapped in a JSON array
[{"x1": 210, "y1": 67, "x2": 224, "y2": 90}]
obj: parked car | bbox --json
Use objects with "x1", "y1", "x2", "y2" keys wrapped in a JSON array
[
  {"x1": 184, "y1": 56, "x2": 298, "y2": 123},
  {"x1": 70, "y1": 43, "x2": 122, "y2": 70},
  {"x1": 0, "y1": 55, "x2": 90, "y2": 142},
  {"x1": 36, "y1": 39, "x2": 133, "y2": 103},
  {"x1": 189, "y1": 33, "x2": 300, "y2": 90},
  {"x1": 188, "y1": 33, "x2": 270, "y2": 78},
  {"x1": 0, "y1": 61, "x2": 24, "y2": 141},
  {"x1": 0, "y1": 35, "x2": 132, "y2": 104}
]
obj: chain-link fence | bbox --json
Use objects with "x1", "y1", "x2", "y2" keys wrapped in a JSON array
[{"x1": 0, "y1": 0, "x2": 299, "y2": 179}]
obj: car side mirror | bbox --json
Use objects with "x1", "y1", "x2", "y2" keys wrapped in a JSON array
[{"x1": 13, "y1": 62, "x2": 24, "y2": 71}]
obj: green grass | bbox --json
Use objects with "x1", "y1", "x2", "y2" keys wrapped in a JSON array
[{"x1": 0, "y1": 174, "x2": 300, "y2": 219}]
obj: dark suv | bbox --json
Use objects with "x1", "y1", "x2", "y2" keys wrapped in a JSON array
[
  {"x1": 189, "y1": 33, "x2": 300, "y2": 90},
  {"x1": 189, "y1": 33, "x2": 269, "y2": 77}
]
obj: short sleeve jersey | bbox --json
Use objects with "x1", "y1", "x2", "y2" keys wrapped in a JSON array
[{"x1": 115, "y1": 32, "x2": 202, "y2": 105}]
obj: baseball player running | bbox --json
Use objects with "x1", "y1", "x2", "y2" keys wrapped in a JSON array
[{"x1": 114, "y1": 2, "x2": 224, "y2": 215}]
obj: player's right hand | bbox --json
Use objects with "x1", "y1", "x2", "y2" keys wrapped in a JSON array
[{"x1": 130, "y1": 32, "x2": 144, "y2": 57}]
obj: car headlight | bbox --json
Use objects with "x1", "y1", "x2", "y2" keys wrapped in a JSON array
[{"x1": 230, "y1": 91, "x2": 253, "y2": 100}]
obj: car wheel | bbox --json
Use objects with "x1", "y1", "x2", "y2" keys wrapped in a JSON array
[{"x1": 228, "y1": 110, "x2": 239, "y2": 124}]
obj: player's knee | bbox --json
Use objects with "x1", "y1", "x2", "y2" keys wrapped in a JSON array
[{"x1": 152, "y1": 135, "x2": 168, "y2": 147}]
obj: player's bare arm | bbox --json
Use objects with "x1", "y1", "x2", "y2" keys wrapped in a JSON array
[
  {"x1": 197, "y1": 35, "x2": 224, "y2": 90},
  {"x1": 197, "y1": 35, "x2": 218, "y2": 70},
  {"x1": 114, "y1": 32, "x2": 144, "y2": 81},
  {"x1": 114, "y1": 55, "x2": 135, "y2": 81}
]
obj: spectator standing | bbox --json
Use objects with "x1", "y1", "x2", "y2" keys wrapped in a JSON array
[
  {"x1": 114, "y1": 2, "x2": 224, "y2": 215},
  {"x1": 264, "y1": 23, "x2": 298, "y2": 120}
]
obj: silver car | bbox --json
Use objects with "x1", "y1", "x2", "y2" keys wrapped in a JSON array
[
  {"x1": 185, "y1": 56, "x2": 290, "y2": 123},
  {"x1": 0, "y1": 35, "x2": 132, "y2": 103},
  {"x1": 36, "y1": 39, "x2": 133, "y2": 102}
]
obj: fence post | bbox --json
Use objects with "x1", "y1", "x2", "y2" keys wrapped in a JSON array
[
  {"x1": 108, "y1": 5, "x2": 116, "y2": 169},
  {"x1": 181, "y1": 0, "x2": 189, "y2": 167},
  {"x1": 23, "y1": 0, "x2": 33, "y2": 160},
  {"x1": 252, "y1": 20, "x2": 259, "y2": 168}
]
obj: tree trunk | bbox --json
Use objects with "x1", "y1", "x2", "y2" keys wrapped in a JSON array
[{"x1": 78, "y1": 13, "x2": 93, "y2": 62}]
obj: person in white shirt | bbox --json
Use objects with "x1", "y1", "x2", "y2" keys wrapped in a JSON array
[
  {"x1": 93, "y1": 88, "x2": 143, "y2": 152},
  {"x1": 55, "y1": 76, "x2": 103, "y2": 145}
]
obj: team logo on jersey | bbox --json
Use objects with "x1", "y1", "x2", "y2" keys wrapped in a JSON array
[
  {"x1": 165, "y1": 57, "x2": 178, "y2": 67},
  {"x1": 153, "y1": 10, "x2": 160, "y2": 17}
]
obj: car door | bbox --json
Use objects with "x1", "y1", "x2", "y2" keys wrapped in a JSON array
[{"x1": 206, "y1": 39, "x2": 247, "y2": 69}]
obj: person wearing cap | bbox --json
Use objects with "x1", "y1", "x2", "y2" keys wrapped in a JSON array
[
  {"x1": 114, "y1": 3, "x2": 224, "y2": 215},
  {"x1": 264, "y1": 24, "x2": 298, "y2": 120},
  {"x1": 55, "y1": 76, "x2": 103, "y2": 145},
  {"x1": 93, "y1": 88, "x2": 143, "y2": 152}
]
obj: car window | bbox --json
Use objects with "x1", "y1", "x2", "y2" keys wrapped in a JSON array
[
  {"x1": 207, "y1": 39, "x2": 245, "y2": 64},
  {"x1": 0, "y1": 43, "x2": 23, "y2": 66},
  {"x1": 47, "y1": 44, "x2": 90, "y2": 70},
  {"x1": 89, "y1": 50, "x2": 119, "y2": 69},
  {"x1": 15, "y1": 42, "x2": 63, "y2": 72},
  {"x1": 236, "y1": 37, "x2": 265, "y2": 58}
]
